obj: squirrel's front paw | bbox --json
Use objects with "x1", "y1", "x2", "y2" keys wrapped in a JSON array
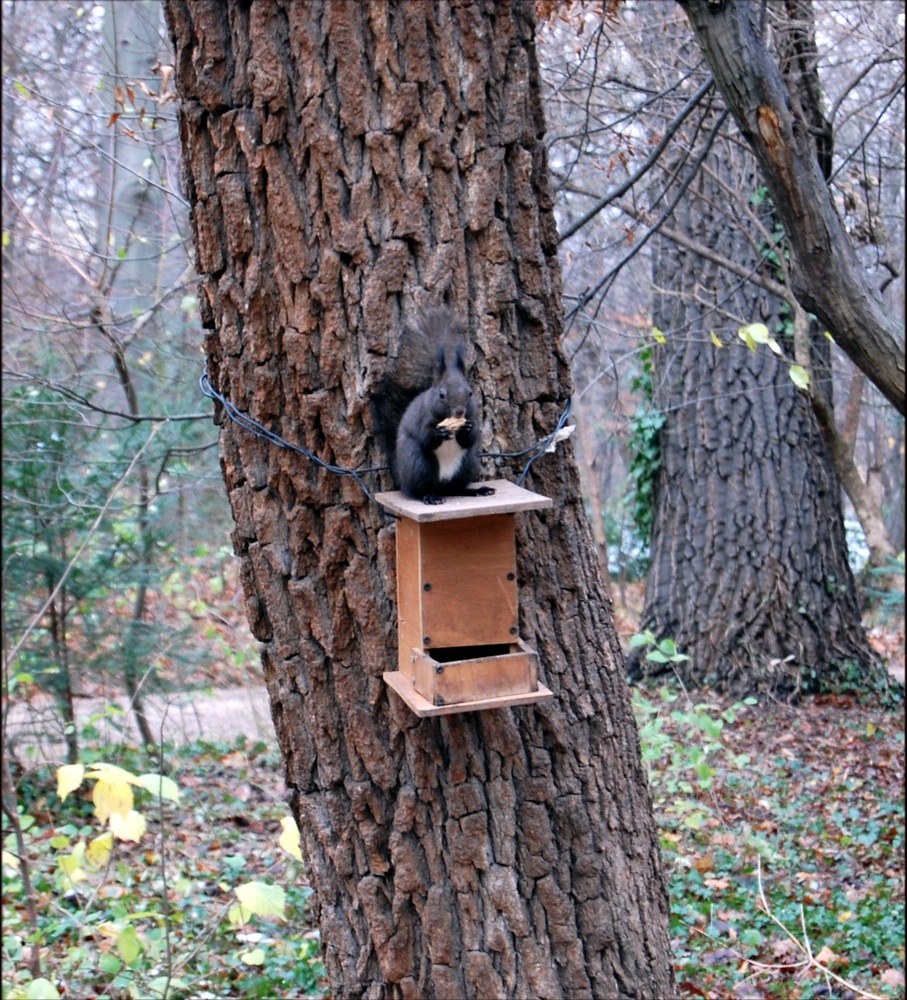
[
  {"x1": 475, "y1": 486, "x2": 496, "y2": 497},
  {"x1": 455, "y1": 420, "x2": 475, "y2": 446},
  {"x1": 421, "y1": 494, "x2": 445, "y2": 506}
]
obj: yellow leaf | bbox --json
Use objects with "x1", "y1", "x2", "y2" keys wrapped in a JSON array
[
  {"x1": 136, "y1": 773, "x2": 180, "y2": 803},
  {"x1": 118, "y1": 923, "x2": 142, "y2": 966},
  {"x1": 228, "y1": 902, "x2": 253, "y2": 927},
  {"x1": 651, "y1": 327, "x2": 666, "y2": 344},
  {"x1": 23, "y1": 977, "x2": 61, "y2": 1000},
  {"x1": 740, "y1": 322, "x2": 770, "y2": 343},
  {"x1": 56, "y1": 763, "x2": 85, "y2": 803},
  {"x1": 87, "y1": 763, "x2": 141, "y2": 787},
  {"x1": 110, "y1": 809, "x2": 146, "y2": 843},
  {"x1": 709, "y1": 330, "x2": 723, "y2": 348},
  {"x1": 86, "y1": 831, "x2": 114, "y2": 868},
  {"x1": 2, "y1": 849, "x2": 20, "y2": 870},
  {"x1": 789, "y1": 364, "x2": 810, "y2": 390},
  {"x1": 240, "y1": 948, "x2": 265, "y2": 966},
  {"x1": 279, "y1": 817, "x2": 302, "y2": 862},
  {"x1": 59, "y1": 842, "x2": 87, "y2": 885},
  {"x1": 235, "y1": 881, "x2": 286, "y2": 920},
  {"x1": 837, "y1": 910, "x2": 853, "y2": 923},
  {"x1": 93, "y1": 780, "x2": 134, "y2": 824}
]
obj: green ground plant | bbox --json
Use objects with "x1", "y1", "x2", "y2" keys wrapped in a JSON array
[
  {"x1": 3, "y1": 634, "x2": 902, "y2": 1000},
  {"x1": 2, "y1": 737, "x2": 325, "y2": 1000},
  {"x1": 630, "y1": 631, "x2": 905, "y2": 999}
]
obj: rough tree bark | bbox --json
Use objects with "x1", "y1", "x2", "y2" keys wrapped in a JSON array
[
  {"x1": 163, "y1": 2, "x2": 676, "y2": 998},
  {"x1": 640, "y1": 110, "x2": 878, "y2": 695},
  {"x1": 676, "y1": 0, "x2": 905, "y2": 414}
]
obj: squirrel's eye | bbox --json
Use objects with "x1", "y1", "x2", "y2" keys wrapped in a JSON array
[{"x1": 439, "y1": 388, "x2": 446, "y2": 399}]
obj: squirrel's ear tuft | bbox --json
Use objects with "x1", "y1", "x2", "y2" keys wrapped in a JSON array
[
  {"x1": 435, "y1": 343, "x2": 448, "y2": 378},
  {"x1": 454, "y1": 342, "x2": 467, "y2": 371}
]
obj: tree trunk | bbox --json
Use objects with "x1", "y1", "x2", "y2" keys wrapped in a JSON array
[
  {"x1": 676, "y1": 0, "x2": 905, "y2": 414},
  {"x1": 639, "y1": 113, "x2": 880, "y2": 695},
  {"x1": 163, "y1": 2, "x2": 676, "y2": 998}
]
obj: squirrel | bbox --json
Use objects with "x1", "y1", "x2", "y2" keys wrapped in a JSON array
[{"x1": 374, "y1": 308, "x2": 496, "y2": 505}]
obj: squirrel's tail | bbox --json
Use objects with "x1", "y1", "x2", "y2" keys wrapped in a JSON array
[
  {"x1": 372, "y1": 307, "x2": 467, "y2": 470},
  {"x1": 395, "y1": 309, "x2": 467, "y2": 390}
]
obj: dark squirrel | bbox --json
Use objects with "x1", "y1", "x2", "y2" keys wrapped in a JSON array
[{"x1": 374, "y1": 309, "x2": 495, "y2": 505}]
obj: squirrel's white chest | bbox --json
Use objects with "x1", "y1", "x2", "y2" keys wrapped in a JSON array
[{"x1": 434, "y1": 437, "x2": 466, "y2": 482}]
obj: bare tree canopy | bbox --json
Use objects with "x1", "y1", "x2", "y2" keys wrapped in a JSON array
[{"x1": 677, "y1": 0, "x2": 905, "y2": 413}]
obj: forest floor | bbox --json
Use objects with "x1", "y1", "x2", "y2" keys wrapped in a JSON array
[{"x1": 4, "y1": 573, "x2": 904, "y2": 1000}]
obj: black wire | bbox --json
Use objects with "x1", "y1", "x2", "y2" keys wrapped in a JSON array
[
  {"x1": 200, "y1": 370, "x2": 395, "y2": 517},
  {"x1": 200, "y1": 368, "x2": 570, "y2": 511}
]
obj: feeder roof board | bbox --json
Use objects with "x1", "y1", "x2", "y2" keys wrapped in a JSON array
[{"x1": 375, "y1": 479, "x2": 553, "y2": 522}]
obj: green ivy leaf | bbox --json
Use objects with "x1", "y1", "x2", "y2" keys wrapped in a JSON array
[
  {"x1": 738, "y1": 322, "x2": 772, "y2": 352},
  {"x1": 117, "y1": 924, "x2": 142, "y2": 966},
  {"x1": 698, "y1": 716, "x2": 724, "y2": 740},
  {"x1": 98, "y1": 953, "x2": 122, "y2": 975},
  {"x1": 146, "y1": 978, "x2": 187, "y2": 999}
]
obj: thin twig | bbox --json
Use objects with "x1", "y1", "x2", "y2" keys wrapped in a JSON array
[{"x1": 755, "y1": 857, "x2": 886, "y2": 1000}]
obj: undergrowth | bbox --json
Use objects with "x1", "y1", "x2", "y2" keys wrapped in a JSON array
[
  {"x1": 2, "y1": 736, "x2": 326, "y2": 1000},
  {"x1": 633, "y1": 671, "x2": 905, "y2": 999},
  {"x1": 3, "y1": 670, "x2": 903, "y2": 999}
]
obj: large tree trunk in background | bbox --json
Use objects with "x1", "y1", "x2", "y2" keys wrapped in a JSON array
[
  {"x1": 639, "y1": 117, "x2": 879, "y2": 696},
  {"x1": 164, "y1": 2, "x2": 676, "y2": 997}
]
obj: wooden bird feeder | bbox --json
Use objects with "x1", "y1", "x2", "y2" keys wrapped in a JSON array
[{"x1": 376, "y1": 479, "x2": 554, "y2": 716}]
